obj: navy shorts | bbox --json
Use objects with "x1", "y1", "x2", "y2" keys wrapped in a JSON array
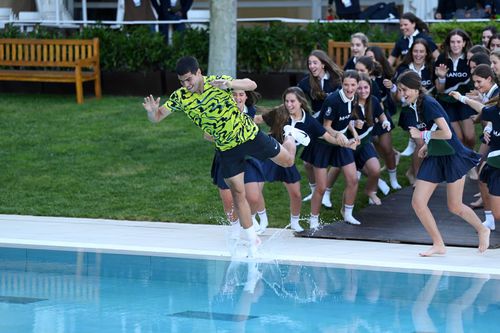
[{"x1": 218, "y1": 131, "x2": 281, "y2": 179}]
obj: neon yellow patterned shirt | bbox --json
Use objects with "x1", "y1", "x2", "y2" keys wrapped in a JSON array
[{"x1": 164, "y1": 75, "x2": 258, "y2": 151}]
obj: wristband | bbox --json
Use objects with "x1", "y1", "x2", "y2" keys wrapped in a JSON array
[
  {"x1": 459, "y1": 95, "x2": 468, "y2": 104},
  {"x1": 421, "y1": 130, "x2": 431, "y2": 144},
  {"x1": 484, "y1": 125, "x2": 493, "y2": 134},
  {"x1": 438, "y1": 77, "x2": 446, "y2": 84}
]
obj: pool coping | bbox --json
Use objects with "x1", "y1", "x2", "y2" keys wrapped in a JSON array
[{"x1": 0, "y1": 214, "x2": 499, "y2": 278}]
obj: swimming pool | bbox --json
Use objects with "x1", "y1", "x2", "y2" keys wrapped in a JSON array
[{"x1": 0, "y1": 246, "x2": 498, "y2": 333}]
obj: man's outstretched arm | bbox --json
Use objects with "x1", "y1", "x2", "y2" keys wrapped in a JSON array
[
  {"x1": 210, "y1": 78, "x2": 257, "y2": 91},
  {"x1": 143, "y1": 95, "x2": 172, "y2": 123}
]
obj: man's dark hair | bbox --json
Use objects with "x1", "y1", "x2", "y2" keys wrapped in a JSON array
[{"x1": 176, "y1": 56, "x2": 199, "y2": 75}]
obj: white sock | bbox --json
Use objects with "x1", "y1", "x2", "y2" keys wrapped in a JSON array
[
  {"x1": 356, "y1": 170, "x2": 362, "y2": 180},
  {"x1": 324, "y1": 187, "x2": 331, "y2": 195},
  {"x1": 388, "y1": 168, "x2": 401, "y2": 189},
  {"x1": 344, "y1": 204, "x2": 354, "y2": 219},
  {"x1": 290, "y1": 215, "x2": 303, "y2": 231},
  {"x1": 252, "y1": 214, "x2": 260, "y2": 230},
  {"x1": 243, "y1": 225, "x2": 257, "y2": 243},
  {"x1": 485, "y1": 211, "x2": 494, "y2": 224},
  {"x1": 309, "y1": 214, "x2": 319, "y2": 228},
  {"x1": 257, "y1": 209, "x2": 268, "y2": 229},
  {"x1": 290, "y1": 215, "x2": 300, "y2": 225},
  {"x1": 309, "y1": 183, "x2": 316, "y2": 193},
  {"x1": 344, "y1": 204, "x2": 361, "y2": 225}
]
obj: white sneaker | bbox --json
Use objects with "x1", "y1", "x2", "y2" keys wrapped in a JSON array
[
  {"x1": 309, "y1": 219, "x2": 320, "y2": 230},
  {"x1": 483, "y1": 220, "x2": 496, "y2": 231},
  {"x1": 291, "y1": 220, "x2": 304, "y2": 232},
  {"x1": 302, "y1": 192, "x2": 313, "y2": 202},
  {"x1": 378, "y1": 179, "x2": 390, "y2": 195},
  {"x1": 322, "y1": 191, "x2": 332, "y2": 208},
  {"x1": 401, "y1": 138, "x2": 416, "y2": 156},
  {"x1": 283, "y1": 125, "x2": 310, "y2": 146}
]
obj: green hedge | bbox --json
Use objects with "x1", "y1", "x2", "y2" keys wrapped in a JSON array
[{"x1": 1, "y1": 21, "x2": 499, "y2": 73}]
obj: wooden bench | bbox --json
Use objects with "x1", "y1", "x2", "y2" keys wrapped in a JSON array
[
  {"x1": 0, "y1": 38, "x2": 101, "y2": 104},
  {"x1": 327, "y1": 40, "x2": 394, "y2": 68}
]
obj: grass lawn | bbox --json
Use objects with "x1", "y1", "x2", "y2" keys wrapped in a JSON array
[{"x1": 0, "y1": 93, "x2": 412, "y2": 227}]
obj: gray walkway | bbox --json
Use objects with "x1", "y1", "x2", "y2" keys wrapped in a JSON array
[{"x1": 0, "y1": 214, "x2": 499, "y2": 276}]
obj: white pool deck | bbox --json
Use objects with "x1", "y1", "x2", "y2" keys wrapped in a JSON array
[{"x1": 0, "y1": 214, "x2": 499, "y2": 277}]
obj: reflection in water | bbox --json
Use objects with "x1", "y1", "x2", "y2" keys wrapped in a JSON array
[
  {"x1": 0, "y1": 247, "x2": 499, "y2": 333},
  {"x1": 412, "y1": 271, "x2": 491, "y2": 333},
  {"x1": 213, "y1": 257, "x2": 499, "y2": 333}
]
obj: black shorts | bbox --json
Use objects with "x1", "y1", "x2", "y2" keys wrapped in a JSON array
[{"x1": 218, "y1": 131, "x2": 281, "y2": 179}]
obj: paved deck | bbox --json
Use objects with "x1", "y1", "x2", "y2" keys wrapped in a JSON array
[
  {"x1": 297, "y1": 181, "x2": 500, "y2": 248},
  {"x1": 0, "y1": 214, "x2": 499, "y2": 276}
]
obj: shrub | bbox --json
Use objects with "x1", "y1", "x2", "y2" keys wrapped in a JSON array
[{"x1": 1, "y1": 21, "x2": 500, "y2": 73}]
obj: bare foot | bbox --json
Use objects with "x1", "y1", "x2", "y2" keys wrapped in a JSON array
[
  {"x1": 419, "y1": 245, "x2": 446, "y2": 257},
  {"x1": 478, "y1": 227, "x2": 491, "y2": 253}
]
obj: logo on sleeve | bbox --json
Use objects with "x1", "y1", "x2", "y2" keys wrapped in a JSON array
[{"x1": 325, "y1": 107, "x2": 332, "y2": 117}]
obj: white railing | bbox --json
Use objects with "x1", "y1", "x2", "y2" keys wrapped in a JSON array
[{"x1": 1, "y1": 17, "x2": 496, "y2": 29}]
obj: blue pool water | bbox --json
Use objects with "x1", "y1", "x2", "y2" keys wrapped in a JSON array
[{"x1": 0, "y1": 246, "x2": 498, "y2": 333}]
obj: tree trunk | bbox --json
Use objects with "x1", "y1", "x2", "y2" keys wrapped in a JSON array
[{"x1": 208, "y1": 0, "x2": 237, "y2": 77}]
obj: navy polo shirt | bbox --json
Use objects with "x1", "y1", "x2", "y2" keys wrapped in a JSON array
[
  {"x1": 394, "y1": 63, "x2": 435, "y2": 93},
  {"x1": 353, "y1": 95, "x2": 384, "y2": 136},
  {"x1": 344, "y1": 57, "x2": 356, "y2": 71},
  {"x1": 319, "y1": 89, "x2": 354, "y2": 132},
  {"x1": 435, "y1": 53, "x2": 470, "y2": 94},
  {"x1": 298, "y1": 74, "x2": 340, "y2": 112},
  {"x1": 481, "y1": 105, "x2": 500, "y2": 151},
  {"x1": 287, "y1": 110, "x2": 327, "y2": 144},
  {"x1": 391, "y1": 31, "x2": 438, "y2": 59}
]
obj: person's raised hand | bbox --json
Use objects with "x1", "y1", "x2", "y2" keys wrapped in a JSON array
[
  {"x1": 210, "y1": 79, "x2": 231, "y2": 90},
  {"x1": 143, "y1": 95, "x2": 160, "y2": 113}
]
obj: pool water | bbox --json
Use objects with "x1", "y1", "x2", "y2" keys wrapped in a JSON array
[{"x1": 0, "y1": 246, "x2": 498, "y2": 333}]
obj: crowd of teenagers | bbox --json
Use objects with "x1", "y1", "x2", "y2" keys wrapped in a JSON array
[{"x1": 143, "y1": 12, "x2": 500, "y2": 257}]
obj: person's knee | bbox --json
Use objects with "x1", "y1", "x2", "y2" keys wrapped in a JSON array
[
  {"x1": 245, "y1": 191, "x2": 260, "y2": 207},
  {"x1": 412, "y1": 197, "x2": 426, "y2": 213},
  {"x1": 344, "y1": 173, "x2": 359, "y2": 187},
  {"x1": 314, "y1": 183, "x2": 327, "y2": 195},
  {"x1": 448, "y1": 202, "x2": 464, "y2": 216},
  {"x1": 290, "y1": 188, "x2": 302, "y2": 202}
]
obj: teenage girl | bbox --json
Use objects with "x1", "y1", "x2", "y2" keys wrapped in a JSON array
[
  {"x1": 297, "y1": 49, "x2": 343, "y2": 203},
  {"x1": 435, "y1": 29, "x2": 475, "y2": 151},
  {"x1": 397, "y1": 71, "x2": 490, "y2": 257},
  {"x1": 258, "y1": 87, "x2": 345, "y2": 231},
  {"x1": 344, "y1": 32, "x2": 368, "y2": 71},
  {"x1": 311, "y1": 70, "x2": 361, "y2": 225},
  {"x1": 355, "y1": 56, "x2": 401, "y2": 191},
  {"x1": 450, "y1": 64, "x2": 499, "y2": 231},
  {"x1": 388, "y1": 12, "x2": 439, "y2": 66},
  {"x1": 392, "y1": 38, "x2": 435, "y2": 184},
  {"x1": 351, "y1": 73, "x2": 391, "y2": 205}
]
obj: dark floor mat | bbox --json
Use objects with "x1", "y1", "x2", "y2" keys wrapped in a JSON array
[{"x1": 295, "y1": 180, "x2": 500, "y2": 249}]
